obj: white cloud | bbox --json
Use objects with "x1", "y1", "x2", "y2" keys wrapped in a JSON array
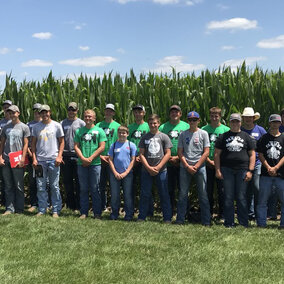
[
  {"x1": 59, "y1": 56, "x2": 117, "y2": 67},
  {"x1": 0, "y1": 71, "x2": 6, "y2": 76},
  {"x1": 217, "y1": 3, "x2": 229, "y2": 10},
  {"x1": 79, "y1": 46, "x2": 90, "y2": 51},
  {"x1": 115, "y1": 0, "x2": 202, "y2": 5},
  {"x1": 116, "y1": 0, "x2": 138, "y2": 3},
  {"x1": 185, "y1": 0, "x2": 203, "y2": 6},
  {"x1": 32, "y1": 32, "x2": 53, "y2": 40},
  {"x1": 16, "y1": 48, "x2": 24, "y2": 52},
  {"x1": 22, "y1": 59, "x2": 53, "y2": 67},
  {"x1": 74, "y1": 23, "x2": 87, "y2": 30},
  {"x1": 257, "y1": 35, "x2": 284, "y2": 49},
  {"x1": 0, "y1": 47, "x2": 10, "y2": 54},
  {"x1": 207, "y1": 18, "x2": 258, "y2": 31},
  {"x1": 221, "y1": 45, "x2": 235, "y2": 50},
  {"x1": 220, "y1": 56, "x2": 266, "y2": 71},
  {"x1": 153, "y1": 0, "x2": 179, "y2": 4},
  {"x1": 147, "y1": 56, "x2": 205, "y2": 73},
  {"x1": 116, "y1": 48, "x2": 126, "y2": 54}
]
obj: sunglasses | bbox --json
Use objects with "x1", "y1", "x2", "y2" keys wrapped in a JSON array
[{"x1": 188, "y1": 118, "x2": 198, "y2": 122}]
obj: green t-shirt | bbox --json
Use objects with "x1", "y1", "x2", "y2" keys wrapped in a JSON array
[
  {"x1": 201, "y1": 123, "x2": 230, "y2": 160},
  {"x1": 74, "y1": 126, "x2": 107, "y2": 165},
  {"x1": 128, "y1": 122, "x2": 150, "y2": 154},
  {"x1": 96, "y1": 120, "x2": 120, "y2": 155},
  {"x1": 159, "y1": 120, "x2": 189, "y2": 156}
]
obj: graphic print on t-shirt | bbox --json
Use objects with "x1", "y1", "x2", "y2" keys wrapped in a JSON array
[
  {"x1": 210, "y1": 133, "x2": 217, "y2": 142},
  {"x1": 82, "y1": 131, "x2": 98, "y2": 143},
  {"x1": 103, "y1": 128, "x2": 114, "y2": 137},
  {"x1": 266, "y1": 141, "x2": 282, "y2": 159},
  {"x1": 148, "y1": 138, "x2": 161, "y2": 156},
  {"x1": 168, "y1": 130, "x2": 180, "y2": 139},
  {"x1": 226, "y1": 136, "x2": 244, "y2": 152},
  {"x1": 131, "y1": 130, "x2": 146, "y2": 139}
]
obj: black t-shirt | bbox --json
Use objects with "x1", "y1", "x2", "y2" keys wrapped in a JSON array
[
  {"x1": 257, "y1": 133, "x2": 284, "y2": 177},
  {"x1": 215, "y1": 131, "x2": 255, "y2": 170}
]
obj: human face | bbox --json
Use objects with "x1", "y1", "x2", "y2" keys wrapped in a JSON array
[
  {"x1": 188, "y1": 118, "x2": 199, "y2": 129},
  {"x1": 67, "y1": 108, "x2": 78, "y2": 120},
  {"x1": 3, "y1": 104, "x2": 10, "y2": 118},
  {"x1": 8, "y1": 110, "x2": 20, "y2": 123},
  {"x1": 33, "y1": 110, "x2": 41, "y2": 122},
  {"x1": 229, "y1": 120, "x2": 241, "y2": 132},
  {"x1": 242, "y1": 116, "x2": 254, "y2": 128},
  {"x1": 169, "y1": 109, "x2": 182, "y2": 124},
  {"x1": 149, "y1": 119, "x2": 160, "y2": 133},
  {"x1": 209, "y1": 112, "x2": 221, "y2": 124},
  {"x1": 40, "y1": 110, "x2": 51, "y2": 123},
  {"x1": 104, "y1": 108, "x2": 115, "y2": 119},
  {"x1": 84, "y1": 111, "x2": 95, "y2": 126},
  {"x1": 133, "y1": 109, "x2": 145, "y2": 122},
  {"x1": 269, "y1": 121, "x2": 281, "y2": 131},
  {"x1": 118, "y1": 130, "x2": 128, "y2": 142}
]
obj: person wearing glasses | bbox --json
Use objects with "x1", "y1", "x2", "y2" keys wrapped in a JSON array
[
  {"x1": 214, "y1": 113, "x2": 256, "y2": 228},
  {"x1": 61, "y1": 102, "x2": 85, "y2": 211}
]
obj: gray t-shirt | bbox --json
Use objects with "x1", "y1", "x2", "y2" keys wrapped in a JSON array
[
  {"x1": 61, "y1": 118, "x2": 85, "y2": 156},
  {"x1": 178, "y1": 128, "x2": 210, "y2": 167},
  {"x1": 32, "y1": 120, "x2": 64, "y2": 162},
  {"x1": 1, "y1": 122, "x2": 30, "y2": 162},
  {"x1": 139, "y1": 132, "x2": 173, "y2": 171}
]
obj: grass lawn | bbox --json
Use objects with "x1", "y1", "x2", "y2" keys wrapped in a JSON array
[{"x1": 0, "y1": 208, "x2": 284, "y2": 284}]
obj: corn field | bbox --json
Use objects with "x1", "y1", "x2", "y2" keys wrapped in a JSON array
[{"x1": 0, "y1": 63, "x2": 283, "y2": 128}]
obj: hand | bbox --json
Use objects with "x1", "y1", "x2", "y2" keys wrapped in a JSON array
[
  {"x1": 148, "y1": 166, "x2": 159, "y2": 176},
  {"x1": 268, "y1": 166, "x2": 278, "y2": 177},
  {"x1": 169, "y1": 156, "x2": 179, "y2": 167},
  {"x1": 82, "y1": 157, "x2": 92, "y2": 167},
  {"x1": 55, "y1": 156, "x2": 63, "y2": 167},
  {"x1": 0, "y1": 157, "x2": 5, "y2": 167},
  {"x1": 207, "y1": 159, "x2": 215, "y2": 169},
  {"x1": 18, "y1": 159, "x2": 25, "y2": 168},
  {"x1": 114, "y1": 172, "x2": 122, "y2": 180},
  {"x1": 244, "y1": 171, "x2": 253, "y2": 182},
  {"x1": 135, "y1": 156, "x2": 141, "y2": 163},
  {"x1": 186, "y1": 165, "x2": 197, "y2": 175},
  {"x1": 32, "y1": 159, "x2": 38, "y2": 168},
  {"x1": 215, "y1": 169, "x2": 223, "y2": 180}
]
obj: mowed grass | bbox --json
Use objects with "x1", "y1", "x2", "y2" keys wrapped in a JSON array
[{"x1": 0, "y1": 208, "x2": 284, "y2": 284}]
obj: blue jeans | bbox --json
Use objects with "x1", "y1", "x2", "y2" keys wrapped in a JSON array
[
  {"x1": 138, "y1": 169, "x2": 172, "y2": 222},
  {"x1": 246, "y1": 163, "x2": 261, "y2": 219},
  {"x1": 27, "y1": 162, "x2": 38, "y2": 207},
  {"x1": 221, "y1": 167, "x2": 248, "y2": 227},
  {"x1": 167, "y1": 166, "x2": 180, "y2": 213},
  {"x1": 257, "y1": 176, "x2": 284, "y2": 227},
  {"x1": 109, "y1": 171, "x2": 134, "y2": 220},
  {"x1": 99, "y1": 164, "x2": 110, "y2": 210},
  {"x1": 177, "y1": 166, "x2": 211, "y2": 225},
  {"x1": 77, "y1": 165, "x2": 101, "y2": 216},
  {"x1": 2, "y1": 164, "x2": 25, "y2": 213},
  {"x1": 37, "y1": 160, "x2": 62, "y2": 214}
]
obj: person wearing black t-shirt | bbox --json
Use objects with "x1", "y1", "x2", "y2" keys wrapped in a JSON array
[
  {"x1": 256, "y1": 114, "x2": 284, "y2": 228},
  {"x1": 214, "y1": 113, "x2": 256, "y2": 228}
]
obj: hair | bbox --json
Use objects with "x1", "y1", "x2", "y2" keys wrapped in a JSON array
[
  {"x1": 84, "y1": 109, "x2": 96, "y2": 117},
  {"x1": 209, "y1": 107, "x2": 222, "y2": 116},
  {"x1": 148, "y1": 114, "x2": 160, "y2": 123},
  {"x1": 118, "y1": 125, "x2": 129, "y2": 134},
  {"x1": 280, "y1": 108, "x2": 284, "y2": 116}
]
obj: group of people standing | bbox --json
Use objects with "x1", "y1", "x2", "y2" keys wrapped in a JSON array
[{"x1": 0, "y1": 99, "x2": 283, "y2": 228}]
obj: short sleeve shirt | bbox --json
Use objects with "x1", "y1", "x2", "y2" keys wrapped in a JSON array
[
  {"x1": 1, "y1": 122, "x2": 30, "y2": 162},
  {"x1": 178, "y1": 129, "x2": 210, "y2": 167},
  {"x1": 32, "y1": 120, "x2": 64, "y2": 162},
  {"x1": 128, "y1": 122, "x2": 149, "y2": 154},
  {"x1": 139, "y1": 132, "x2": 172, "y2": 171},
  {"x1": 74, "y1": 126, "x2": 107, "y2": 166},
  {"x1": 215, "y1": 131, "x2": 256, "y2": 170},
  {"x1": 257, "y1": 133, "x2": 284, "y2": 177},
  {"x1": 108, "y1": 140, "x2": 137, "y2": 173}
]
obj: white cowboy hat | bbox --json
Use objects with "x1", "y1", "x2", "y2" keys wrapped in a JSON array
[{"x1": 241, "y1": 107, "x2": 260, "y2": 121}]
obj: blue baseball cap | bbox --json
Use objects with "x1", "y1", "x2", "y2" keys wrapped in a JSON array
[{"x1": 187, "y1": 111, "x2": 200, "y2": 119}]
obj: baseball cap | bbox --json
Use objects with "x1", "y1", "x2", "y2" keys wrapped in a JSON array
[
  {"x1": 7, "y1": 105, "x2": 20, "y2": 113},
  {"x1": 269, "y1": 114, "x2": 282, "y2": 122},
  {"x1": 2, "y1": 100, "x2": 12, "y2": 106},
  {"x1": 33, "y1": 103, "x2": 42, "y2": 110},
  {"x1": 132, "y1": 104, "x2": 145, "y2": 111},
  {"x1": 230, "y1": 113, "x2": 241, "y2": 121},
  {"x1": 169, "y1": 105, "x2": 181, "y2": 112},
  {"x1": 39, "y1": 104, "x2": 51, "y2": 113},
  {"x1": 105, "y1": 103, "x2": 115, "y2": 111},
  {"x1": 68, "y1": 102, "x2": 78, "y2": 110},
  {"x1": 187, "y1": 111, "x2": 200, "y2": 119}
]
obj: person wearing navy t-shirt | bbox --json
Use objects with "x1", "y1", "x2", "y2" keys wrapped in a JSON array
[
  {"x1": 256, "y1": 114, "x2": 284, "y2": 229},
  {"x1": 241, "y1": 107, "x2": 266, "y2": 220}
]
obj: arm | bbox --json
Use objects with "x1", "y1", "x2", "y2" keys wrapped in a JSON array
[
  {"x1": 258, "y1": 152, "x2": 282, "y2": 177},
  {"x1": 31, "y1": 136, "x2": 38, "y2": 168},
  {"x1": 55, "y1": 136, "x2": 64, "y2": 167},
  {"x1": 120, "y1": 156, "x2": 135, "y2": 179},
  {"x1": 214, "y1": 148, "x2": 223, "y2": 179},
  {"x1": 178, "y1": 147, "x2": 196, "y2": 175},
  {"x1": 244, "y1": 150, "x2": 256, "y2": 182},
  {"x1": 0, "y1": 137, "x2": 6, "y2": 166},
  {"x1": 139, "y1": 148, "x2": 158, "y2": 176},
  {"x1": 18, "y1": 137, "x2": 29, "y2": 168},
  {"x1": 153, "y1": 148, "x2": 171, "y2": 173},
  {"x1": 109, "y1": 156, "x2": 121, "y2": 180}
]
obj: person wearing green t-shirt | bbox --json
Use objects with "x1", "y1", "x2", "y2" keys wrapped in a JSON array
[
  {"x1": 128, "y1": 104, "x2": 153, "y2": 214},
  {"x1": 74, "y1": 109, "x2": 107, "y2": 219},
  {"x1": 201, "y1": 107, "x2": 230, "y2": 218},
  {"x1": 96, "y1": 103, "x2": 120, "y2": 211},
  {"x1": 159, "y1": 105, "x2": 189, "y2": 212}
]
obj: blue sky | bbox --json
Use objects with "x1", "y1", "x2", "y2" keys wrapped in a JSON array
[{"x1": 1, "y1": 0, "x2": 284, "y2": 90}]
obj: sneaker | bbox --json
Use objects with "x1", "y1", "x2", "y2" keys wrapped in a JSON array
[
  {"x1": 79, "y1": 214, "x2": 87, "y2": 219},
  {"x1": 28, "y1": 206, "x2": 37, "y2": 213},
  {"x1": 52, "y1": 213, "x2": 59, "y2": 218},
  {"x1": 36, "y1": 212, "x2": 44, "y2": 217},
  {"x1": 2, "y1": 211, "x2": 12, "y2": 216}
]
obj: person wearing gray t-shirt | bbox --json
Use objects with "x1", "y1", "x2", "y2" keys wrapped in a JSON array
[
  {"x1": 31, "y1": 104, "x2": 64, "y2": 217},
  {"x1": 138, "y1": 114, "x2": 173, "y2": 223},
  {"x1": 61, "y1": 102, "x2": 85, "y2": 211},
  {"x1": 176, "y1": 111, "x2": 211, "y2": 225},
  {"x1": 0, "y1": 105, "x2": 30, "y2": 215}
]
